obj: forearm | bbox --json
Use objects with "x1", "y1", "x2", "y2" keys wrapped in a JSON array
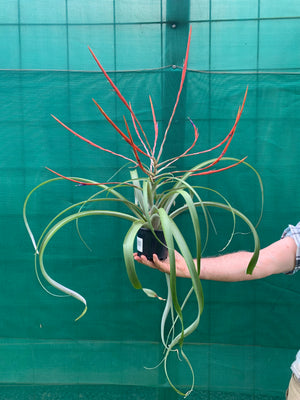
[
  {"x1": 200, "y1": 237, "x2": 297, "y2": 281},
  {"x1": 134, "y1": 235, "x2": 297, "y2": 281}
]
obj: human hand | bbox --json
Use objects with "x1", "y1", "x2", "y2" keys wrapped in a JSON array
[{"x1": 134, "y1": 250, "x2": 192, "y2": 278}]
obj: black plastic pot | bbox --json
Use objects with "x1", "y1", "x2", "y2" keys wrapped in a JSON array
[{"x1": 136, "y1": 228, "x2": 168, "y2": 261}]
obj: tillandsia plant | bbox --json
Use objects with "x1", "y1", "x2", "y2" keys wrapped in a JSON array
[{"x1": 24, "y1": 27, "x2": 263, "y2": 397}]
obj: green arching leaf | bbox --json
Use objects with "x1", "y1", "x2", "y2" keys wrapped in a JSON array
[
  {"x1": 140, "y1": 179, "x2": 161, "y2": 230},
  {"x1": 175, "y1": 189, "x2": 202, "y2": 274},
  {"x1": 157, "y1": 174, "x2": 200, "y2": 214},
  {"x1": 160, "y1": 273, "x2": 174, "y2": 350},
  {"x1": 236, "y1": 158, "x2": 264, "y2": 229},
  {"x1": 99, "y1": 181, "x2": 147, "y2": 218},
  {"x1": 23, "y1": 176, "x2": 111, "y2": 251},
  {"x1": 176, "y1": 200, "x2": 260, "y2": 275},
  {"x1": 168, "y1": 219, "x2": 204, "y2": 326},
  {"x1": 157, "y1": 177, "x2": 214, "y2": 269},
  {"x1": 31, "y1": 197, "x2": 144, "y2": 275},
  {"x1": 164, "y1": 286, "x2": 195, "y2": 350},
  {"x1": 130, "y1": 169, "x2": 144, "y2": 210},
  {"x1": 142, "y1": 180, "x2": 151, "y2": 225},
  {"x1": 23, "y1": 177, "x2": 65, "y2": 252},
  {"x1": 34, "y1": 249, "x2": 69, "y2": 299},
  {"x1": 38, "y1": 210, "x2": 139, "y2": 320},
  {"x1": 170, "y1": 185, "x2": 238, "y2": 255},
  {"x1": 24, "y1": 176, "x2": 149, "y2": 302},
  {"x1": 159, "y1": 209, "x2": 205, "y2": 325},
  {"x1": 160, "y1": 180, "x2": 209, "y2": 252},
  {"x1": 157, "y1": 212, "x2": 204, "y2": 397},
  {"x1": 158, "y1": 209, "x2": 184, "y2": 343},
  {"x1": 204, "y1": 201, "x2": 260, "y2": 274},
  {"x1": 123, "y1": 221, "x2": 144, "y2": 290},
  {"x1": 146, "y1": 178, "x2": 154, "y2": 210},
  {"x1": 24, "y1": 177, "x2": 145, "y2": 251},
  {"x1": 74, "y1": 190, "x2": 145, "y2": 250},
  {"x1": 194, "y1": 156, "x2": 264, "y2": 230}
]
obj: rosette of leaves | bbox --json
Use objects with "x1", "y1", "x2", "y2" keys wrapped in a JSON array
[{"x1": 24, "y1": 28, "x2": 262, "y2": 397}]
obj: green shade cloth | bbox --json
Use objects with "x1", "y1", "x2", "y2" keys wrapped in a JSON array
[{"x1": 0, "y1": 1, "x2": 299, "y2": 398}]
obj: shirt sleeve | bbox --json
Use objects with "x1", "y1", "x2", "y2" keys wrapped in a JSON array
[{"x1": 281, "y1": 222, "x2": 300, "y2": 275}]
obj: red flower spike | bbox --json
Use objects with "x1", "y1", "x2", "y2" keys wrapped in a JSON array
[
  {"x1": 172, "y1": 157, "x2": 247, "y2": 178},
  {"x1": 88, "y1": 46, "x2": 131, "y2": 111},
  {"x1": 51, "y1": 114, "x2": 137, "y2": 164},
  {"x1": 186, "y1": 122, "x2": 237, "y2": 158},
  {"x1": 45, "y1": 167, "x2": 101, "y2": 185},
  {"x1": 149, "y1": 95, "x2": 159, "y2": 157},
  {"x1": 92, "y1": 99, "x2": 130, "y2": 143},
  {"x1": 157, "y1": 26, "x2": 192, "y2": 161},
  {"x1": 192, "y1": 86, "x2": 248, "y2": 172},
  {"x1": 88, "y1": 46, "x2": 148, "y2": 150},
  {"x1": 46, "y1": 167, "x2": 134, "y2": 187},
  {"x1": 92, "y1": 99, "x2": 149, "y2": 158},
  {"x1": 129, "y1": 102, "x2": 152, "y2": 156},
  {"x1": 123, "y1": 116, "x2": 149, "y2": 176},
  {"x1": 160, "y1": 112, "x2": 236, "y2": 174},
  {"x1": 184, "y1": 118, "x2": 199, "y2": 154},
  {"x1": 199, "y1": 125, "x2": 236, "y2": 172},
  {"x1": 188, "y1": 87, "x2": 248, "y2": 158},
  {"x1": 157, "y1": 117, "x2": 199, "y2": 173},
  {"x1": 191, "y1": 157, "x2": 248, "y2": 176}
]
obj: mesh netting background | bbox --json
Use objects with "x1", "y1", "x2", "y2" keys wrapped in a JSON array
[{"x1": 0, "y1": 1, "x2": 299, "y2": 399}]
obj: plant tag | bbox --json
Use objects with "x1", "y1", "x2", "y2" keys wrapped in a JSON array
[{"x1": 137, "y1": 236, "x2": 143, "y2": 252}]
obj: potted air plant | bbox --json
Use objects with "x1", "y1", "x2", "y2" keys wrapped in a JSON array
[{"x1": 23, "y1": 28, "x2": 262, "y2": 397}]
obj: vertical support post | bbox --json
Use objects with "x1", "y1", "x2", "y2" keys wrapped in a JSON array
[{"x1": 161, "y1": 1, "x2": 190, "y2": 164}]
